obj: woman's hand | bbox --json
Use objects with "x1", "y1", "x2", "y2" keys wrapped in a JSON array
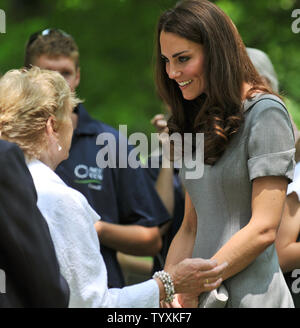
[
  {"x1": 177, "y1": 293, "x2": 199, "y2": 308},
  {"x1": 151, "y1": 114, "x2": 168, "y2": 134},
  {"x1": 151, "y1": 113, "x2": 174, "y2": 165},
  {"x1": 160, "y1": 294, "x2": 182, "y2": 308},
  {"x1": 160, "y1": 294, "x2": 192, "y2": 308},
  {"x1": 166, "y1": 258, "x2": 227, "y2": 296}
]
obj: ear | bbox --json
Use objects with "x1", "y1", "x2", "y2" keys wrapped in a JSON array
[{"x1": 45, "y1": 116, "x2": 58, "y2": 137}]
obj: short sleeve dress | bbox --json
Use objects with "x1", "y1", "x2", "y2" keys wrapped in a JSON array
[{"x1": 180, "y1": 94, "x2": 295, "y2": 307}]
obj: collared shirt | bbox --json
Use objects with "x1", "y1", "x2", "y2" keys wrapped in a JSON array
[{"x1": 56, "y1": 104, "x2": 170, "y2": 287}]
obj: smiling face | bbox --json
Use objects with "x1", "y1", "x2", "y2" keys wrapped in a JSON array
[{"x1": 160, "y1": 31, "x2": 205, "y2": 101}]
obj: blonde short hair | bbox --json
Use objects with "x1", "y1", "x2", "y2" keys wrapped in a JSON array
[{"x1": 0, "y1": 66, "x2": 80, "y2": 159}]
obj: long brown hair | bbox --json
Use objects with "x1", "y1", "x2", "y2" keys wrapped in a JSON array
[{"x1": 155, "y1": 0, "x2": 274, "y2": 165}]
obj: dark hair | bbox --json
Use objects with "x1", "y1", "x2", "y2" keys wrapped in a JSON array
[
  {"x1": 155, "y1": 0, "x2": 274, "y2": 165},
  {"x1": 24, "y1": 29, "x2": 79, "y2": 69}
]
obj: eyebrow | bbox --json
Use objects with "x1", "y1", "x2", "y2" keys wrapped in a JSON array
[
  {"x1": 161, "y1": 50, "x2": 189, "y2": 59},
  {"x1": 172, "y1": 50, "x2": 189, "y2": 58}
]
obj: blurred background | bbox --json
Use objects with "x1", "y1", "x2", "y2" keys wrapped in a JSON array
[{"x1": 0, "y1": 0, "x2": 300, "y2": 139}]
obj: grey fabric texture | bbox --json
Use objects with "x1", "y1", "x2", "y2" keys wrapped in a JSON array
[{"x1": 180, "y1": 94, "x2": 295, "y2": 308}]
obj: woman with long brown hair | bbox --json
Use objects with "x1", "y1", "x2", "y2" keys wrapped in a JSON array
[{"x1": 156, "y1": 0, "x2": 295, "y2": 307}]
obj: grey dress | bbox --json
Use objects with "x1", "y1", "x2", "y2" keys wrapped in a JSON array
[{"x1": 180, "y1": 94, "x2": 295, "y2": 308}]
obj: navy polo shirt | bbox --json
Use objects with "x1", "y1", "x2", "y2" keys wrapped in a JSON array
[{"x1": 56, "y1": 104, "x2": 170, "y2": 288}]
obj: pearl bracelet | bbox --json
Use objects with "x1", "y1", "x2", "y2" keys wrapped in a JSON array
[{"x1": 153, "y1": 270, "x2": 175, "y2": 303}]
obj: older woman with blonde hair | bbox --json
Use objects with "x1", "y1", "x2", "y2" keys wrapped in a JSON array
[
  {"x1": 0, "y1": 68, "x2": 76, "y2": 164},
  {"x1": 0, "y1": 66, "x2": 227, "y2": 307}
]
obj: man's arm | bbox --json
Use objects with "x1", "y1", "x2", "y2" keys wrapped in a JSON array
[
  {"x1": 276, "y1": 191, "x2": 300, "y2": 273},
  {"x1": 95, "y1": 221, "x2": 163, "y2": 256},
  {"x1": 0, "y1": 141, "x2": 69, "y2": 307},
  {"x1": 96, "y1": 140, "x2": 171, "y2": 256}
]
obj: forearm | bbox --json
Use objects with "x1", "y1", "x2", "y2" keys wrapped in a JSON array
[
  {"x1": 117, "y1": 252, "x2": 153, "y2": 275},
  {"x1": 211, "y1": 220, "x2": 276, "y2": 281},
  {"x1": 213, "y1": 177, "x2": 288, "y2": 281},
  {"x1": 277, "y1": 242, "x2": 300, "y2": 273},
  {"x1": 155, "y1": 167, "x2": 175, "y2": 216},
  {"x1": 275, "y1": 192, "x2": 300, "y2": 273},
  {"x1": 95, "y1": 221, "x2": 161, "y2": 256},
  {"x1": 165, "y1": 191, "x2": 197, "y2": 269},
  {"x1": 164, "y1": 220, "x2": 196, "y2": 270}
]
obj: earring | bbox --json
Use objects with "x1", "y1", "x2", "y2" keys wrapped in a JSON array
[{"x1": 57, "y1": 144, "x2": 62, "y2": 151}]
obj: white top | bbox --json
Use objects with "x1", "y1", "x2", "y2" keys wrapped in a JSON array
[
  {"x1": 28, "y1": 160, "x2": 159, "y2": 308},
  {"x1": 287, "y1": 162, "x2": 300, "y2": 201}
]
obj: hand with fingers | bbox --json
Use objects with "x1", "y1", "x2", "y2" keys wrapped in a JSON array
[
  {"x1": 151, "y1": 114, "x2": 169, "y2": 134},
  {"x1": 162, "y1": 258, "x2": 227, "y2": 307},
  {"x1": 177, "y1": 293, "x2": 199, "y2": 308},
  {"x1": 174, "y1": 276, "x2": 225, "y2": 308},
  {"x1": 151, "y1": 113, "x2": 174, "y2": 166},
  {"x1": 160, "y1": 294, "x2": 183, "y2": 308}
]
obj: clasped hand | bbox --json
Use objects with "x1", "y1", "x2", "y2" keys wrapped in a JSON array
[{"x1": 163, "y1": 258, "x2": 228, "y2": 308}]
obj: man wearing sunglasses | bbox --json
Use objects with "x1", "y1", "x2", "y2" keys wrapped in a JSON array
[{"x1": 24, "y1": 29, "x2": 170, "y2": 289}]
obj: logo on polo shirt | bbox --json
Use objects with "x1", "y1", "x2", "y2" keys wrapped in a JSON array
[{"x1": 74, "y1": 164, "x2": 103, "y2": 190}]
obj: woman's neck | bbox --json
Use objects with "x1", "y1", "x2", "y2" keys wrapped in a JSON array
[{"x1": 37, "y1": 151, "x2": 58, "y2": 171}]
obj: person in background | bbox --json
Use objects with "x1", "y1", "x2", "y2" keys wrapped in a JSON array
[
  {"x1": 24, "y1": 28, "x2": 171, "y2": 288},
  {"x1": 276, "y1": 165, "x2": 300, "y2": 307},
  {"x1": 0, "y1": 66, "x2": 227, "y2": 307},
  {"x1": 246, "y1": 47, "x2": 300, "y2": 145},
  {"x1": 155, "y1": 0, "x2": 295, "y2": 307},
  {"x1": 0, "y1": 139, "x2": 69, "y2": 308}
]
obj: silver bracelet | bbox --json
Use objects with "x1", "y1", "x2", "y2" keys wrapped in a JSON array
[{"x1": 153, "y1": 270, "x2": 175, "y2": 303}]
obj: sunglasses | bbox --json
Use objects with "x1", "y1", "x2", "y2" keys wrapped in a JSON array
[{"x1": 26, "y1": 28, "x2": 73, "y2": 49}]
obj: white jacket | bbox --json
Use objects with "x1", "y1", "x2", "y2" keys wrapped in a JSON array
[{"x1": 28, "y1": 160, "x2": 159, "y2": 308}]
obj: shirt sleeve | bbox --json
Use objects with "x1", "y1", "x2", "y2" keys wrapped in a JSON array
[
  {"x1": 42, "y1": 185, "x2": 159, "y2": 308},
  {"x1": 247, "y1": 99, "x2": 295, "y2": 181},
  {"x1": 287, "y1": 162, "x2": 300, "y2": 200}
]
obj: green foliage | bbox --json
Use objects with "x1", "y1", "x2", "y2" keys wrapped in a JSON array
[
  {"x1": 215, "y1": 0, "x2": 300, "y2": 126},
  {"x1": 0, "y1": 0, "x2": 300, "y2": 136}
]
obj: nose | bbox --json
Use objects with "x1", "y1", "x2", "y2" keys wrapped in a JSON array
[
  {"x1": 167, "y1": 64, "x2": 181, "y2": 80},
  {"x1": 168, "y1": 70, "x2": 181, "y2": 80}
]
